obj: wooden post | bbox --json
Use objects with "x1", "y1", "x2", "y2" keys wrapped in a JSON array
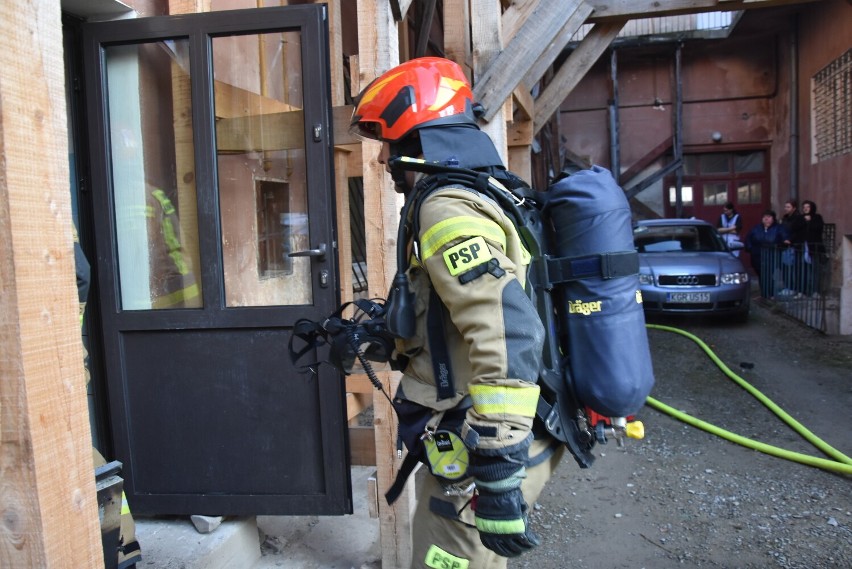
[
  {"x1": 356, "y1": 1, "x2": 413, "y2": 567},
  {"x1": 0, "y1": 1, "x2": 103, "y2": 567}
]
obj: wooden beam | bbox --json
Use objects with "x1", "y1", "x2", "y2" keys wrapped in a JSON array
[
  {"x1": 325, "y1": 0, "x2": 346, "y2": 107},
  {"x1": 356, "y1": 1, "x2": 413, "y2": 567},
  {"x1": 0, "y1": 1, "x2": 103, "y2": 566},
  {"x1": 512, "y1": 86, "x2": 534, "y2": 122},
  {"x1": 213, "y1": 80, "x2": 295, "y2": 119},
  {"x1": 508, "y1": 119, "x2": 534, "y2": 148},
  {"x1": 502, "y1": 0, "x2": 540, "y2": 44},
  {"x1": 522, "y1": 2, "x2": 593, "y2": 90},
  {"x1": 443, "y1": 0, "x2": 472, "y2": 78},
  {"x1": 471, "y1": 0, "x2": 508, "y2": 161},
  {"x1": 534, "y1": 21, "x2": 625, "y2": 134},
  {"x1": 347, "y1": 392, "x2": 373, "y2": 422},
  {"x1": 584, "y1": 0, "x2": 820, "y2": 22},
  {"x1": 346, "y1": 373, "x2": 378, "y2": 394},
  {"x1": 349, "y1": 426, "x2": 378, "y2": 466},
  {"x1": 473, "y1": 0, "x2": 583, "y2": 122},
  {"x1": 216, "y1": 105, "x2": 357, "y2": 152}
]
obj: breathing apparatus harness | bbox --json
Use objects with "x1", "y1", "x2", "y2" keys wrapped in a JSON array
[{"x1": 289, "y1": 157, "x2": 651, "y2": 483}]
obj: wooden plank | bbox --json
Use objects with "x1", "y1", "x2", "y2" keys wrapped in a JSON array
[
  {"x1": 346, "y1": 373, "x2": 378, "y2": 394},
  {"x1": 340, "y1": 144, "x2": 364, "y2": 177},
  {"x1": 522, "y1": 1, "x2": 593, "y2": 90},
  {"x1": 335, "y1": 148, "x2": 354, "y2": 304},
  {"x1": 534, "y1": 21, "x2": 625, "y2": 133},
  {"x1": 508, "y1": 145, "x2": 533, "y2": 184},
  {"x1": 213, "y1": 80, "x2": 295, "y2": 119},
  {"x1": 508, "y1": 119, "x2": 534, "y2": 147},
  {"x1": 325, "y1": 0, "x2": 346, "y2": 106},
  {"x1": 502, "y1": 0, "x2": 539, "y2": 44},
  {"x1": 347, "y1": 393, "x2": 372, "y2": 422},
  {"x1": 356, "y1": 1, "x2": 413, "y2": 567},
  {"x1": 443, "y1": 0, "x2": 472, "y2": 78},
  {"x1": 471, "y1": 0, "x2": 508, "y2": 162},
  {"x1": 216, "y1": 105, "x2": 357, "y2": 152},
  {"x1": 473, "y1": 0, "x2": 582, "y2": 122},
  {"x1": 512, "y1": 85, "x2": 534, "y2": 122},
  {"x1": 585, "y1": 0, "x2": 820, "y2": 22},
  {"x1": 367, "y1": 471, "x2": 379, "y2": 518},
  {"x1": 0, "y1": 1, "x2": 103, "y2": 567},
  {"x1": 349, "y1": 426, "x2": 378, "y2": 466}
]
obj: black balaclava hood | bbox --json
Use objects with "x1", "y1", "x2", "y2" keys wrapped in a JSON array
[{"x1": 418, "y1": 124, "x2": 506, "y2": 171}]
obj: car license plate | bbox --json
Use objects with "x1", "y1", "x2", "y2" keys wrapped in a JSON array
[{"x1": 666, "y1": 292, "x2": 711, "y2": 303}]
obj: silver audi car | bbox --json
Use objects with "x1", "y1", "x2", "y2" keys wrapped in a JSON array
[{"x1": 633, "y1": 218, "x2": 750, "y2": 321}]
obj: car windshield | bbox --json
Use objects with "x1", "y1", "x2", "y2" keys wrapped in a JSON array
[{"x1": 634, "y1": 224, "x2": 727, "y2": 253}]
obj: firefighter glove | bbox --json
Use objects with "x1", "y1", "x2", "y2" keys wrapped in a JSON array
[
  {"x1": 472, "y1": 480, "x2": 539, "y2": 557},
  {"x1": 469, "y1": 441, "x2": 538, "y2": 558}
]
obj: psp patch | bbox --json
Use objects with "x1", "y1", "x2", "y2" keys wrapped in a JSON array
[
  {"x1": 425, "y1": 544, "x2": 469, "y2": 569},
  {"x1": 442, "y1": 236, "x2": 492, "y2": 276}
]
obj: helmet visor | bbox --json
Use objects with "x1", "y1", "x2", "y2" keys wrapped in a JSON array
[{"x1": 350, "y1": 117, "x2": 383, "y2": 142}]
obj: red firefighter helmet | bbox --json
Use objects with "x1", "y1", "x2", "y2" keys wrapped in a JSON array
[{"x1": 350, "y1": 57, "x2": 476, "y2": 143}]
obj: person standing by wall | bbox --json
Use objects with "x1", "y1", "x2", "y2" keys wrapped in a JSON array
[
  {"x1": 745, "y1": 210, "x2": 787, "y2": 298},
  {"x1": 717, "y1": 201, "x2": 743, "y2": 257},
  {"x1": 800, "y1": 200, "x2": 825, "y2": 296},
  {"x1": 780, "y1": 199, "x2": 805, "y2": 295}
]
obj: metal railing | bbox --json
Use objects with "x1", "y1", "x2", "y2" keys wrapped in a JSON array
[{"x1": 757, "y1": 224, "x2": 836, "y2": 332}]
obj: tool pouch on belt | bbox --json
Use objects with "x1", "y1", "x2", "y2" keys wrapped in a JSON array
[{"x1": 386, "y1": 396, "x2": 472, "y2": 504}]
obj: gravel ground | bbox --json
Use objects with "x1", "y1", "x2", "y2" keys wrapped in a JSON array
[{"x1": 514, "y1": 300, "x2": 852, "y2": 569}]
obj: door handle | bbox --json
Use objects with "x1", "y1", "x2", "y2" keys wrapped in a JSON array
[{"x1": 289, "y1": 242, "x2": 327, "y2": 261}]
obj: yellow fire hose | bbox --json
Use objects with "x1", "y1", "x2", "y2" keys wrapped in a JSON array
[{"x1": 645, "y1": 324, "x2": 852, "y2": 476}]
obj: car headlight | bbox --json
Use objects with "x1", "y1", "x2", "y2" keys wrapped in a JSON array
[
  {"x1": 721, "y1": 272, "x2": 749, "y2": 284},
  {"x1": 638, "y1": 273, "x2": 654, "y2": 285}
]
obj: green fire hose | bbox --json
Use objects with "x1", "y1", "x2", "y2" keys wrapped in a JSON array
[{"x1": 645, "y1": 324, "x2": 852, "y2": 476}]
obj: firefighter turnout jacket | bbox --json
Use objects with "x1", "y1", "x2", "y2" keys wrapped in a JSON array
[{"x1": 396, "y1": 185, "x2": 544, "y2": 452}]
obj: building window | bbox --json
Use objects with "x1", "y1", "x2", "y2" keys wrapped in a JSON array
[{"x1": 812, "y1": 49, "x2": 851, "y2": 162}]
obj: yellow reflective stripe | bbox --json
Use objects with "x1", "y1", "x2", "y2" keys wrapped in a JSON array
[
  {"x1": 151, "y1": 188, "x2": 176, "y2": 215},
  {"x1": 475, "y1": 517, "x2": 526, "y2": 535},
  {"x1": 155, "y1": 282, "x2": 200, "y2": 308},
  {"x1": 420, "y1": 216, "x2": 505, "y2": 260},
  {"x1": 469, "y1": 384, "x2": 540, "y2": 418},
  {"x1": 121, "y1": 492, "x2": 131, "y2": 515}
]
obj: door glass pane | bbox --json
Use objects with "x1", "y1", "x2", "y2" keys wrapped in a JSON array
[
  {"x1": 699, "y1": 153, "x2": 730, "y2": 174},
  {"x1": 668, "y1": 185, "x2": 693, "y2": 206},
  {"x1": 734, "y1": 151, "x2": 765, "y2": 173},
  {"x1": 737, "y1": 181, "x2": 762, "y2": 204},
  {"x1": 702, "y1": 182, "x2": 728, "y2": 206},
  {"x1": 105, "y1": 40, "x2": 203, "y2": 310},
  {"x1": 213, "y1": 31, "x2": 312, "y2": 307},
  {"x1": 682, "y1": 155, "x2": 698, "y2": 175}
]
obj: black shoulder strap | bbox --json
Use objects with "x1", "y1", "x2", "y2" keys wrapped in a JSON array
[{"x1": 428, "y1": 287, "x2": 456, "y2": 400}]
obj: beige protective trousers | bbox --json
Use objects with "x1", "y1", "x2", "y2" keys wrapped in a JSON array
[{"x1": 411, "y1": 437, "x2": 566, "y2": 569}]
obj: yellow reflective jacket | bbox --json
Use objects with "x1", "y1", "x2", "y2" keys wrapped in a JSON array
[{"x1": 396, "y1": 186, "x2": 544, "y2": 451}]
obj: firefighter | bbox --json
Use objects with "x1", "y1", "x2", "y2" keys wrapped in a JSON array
[
  {"x1": 350, "y1": 57, "x2": 564, "y2": 568},
  {"x1": 74, "y1": 224, "x2": 142, "y2": 568}
]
